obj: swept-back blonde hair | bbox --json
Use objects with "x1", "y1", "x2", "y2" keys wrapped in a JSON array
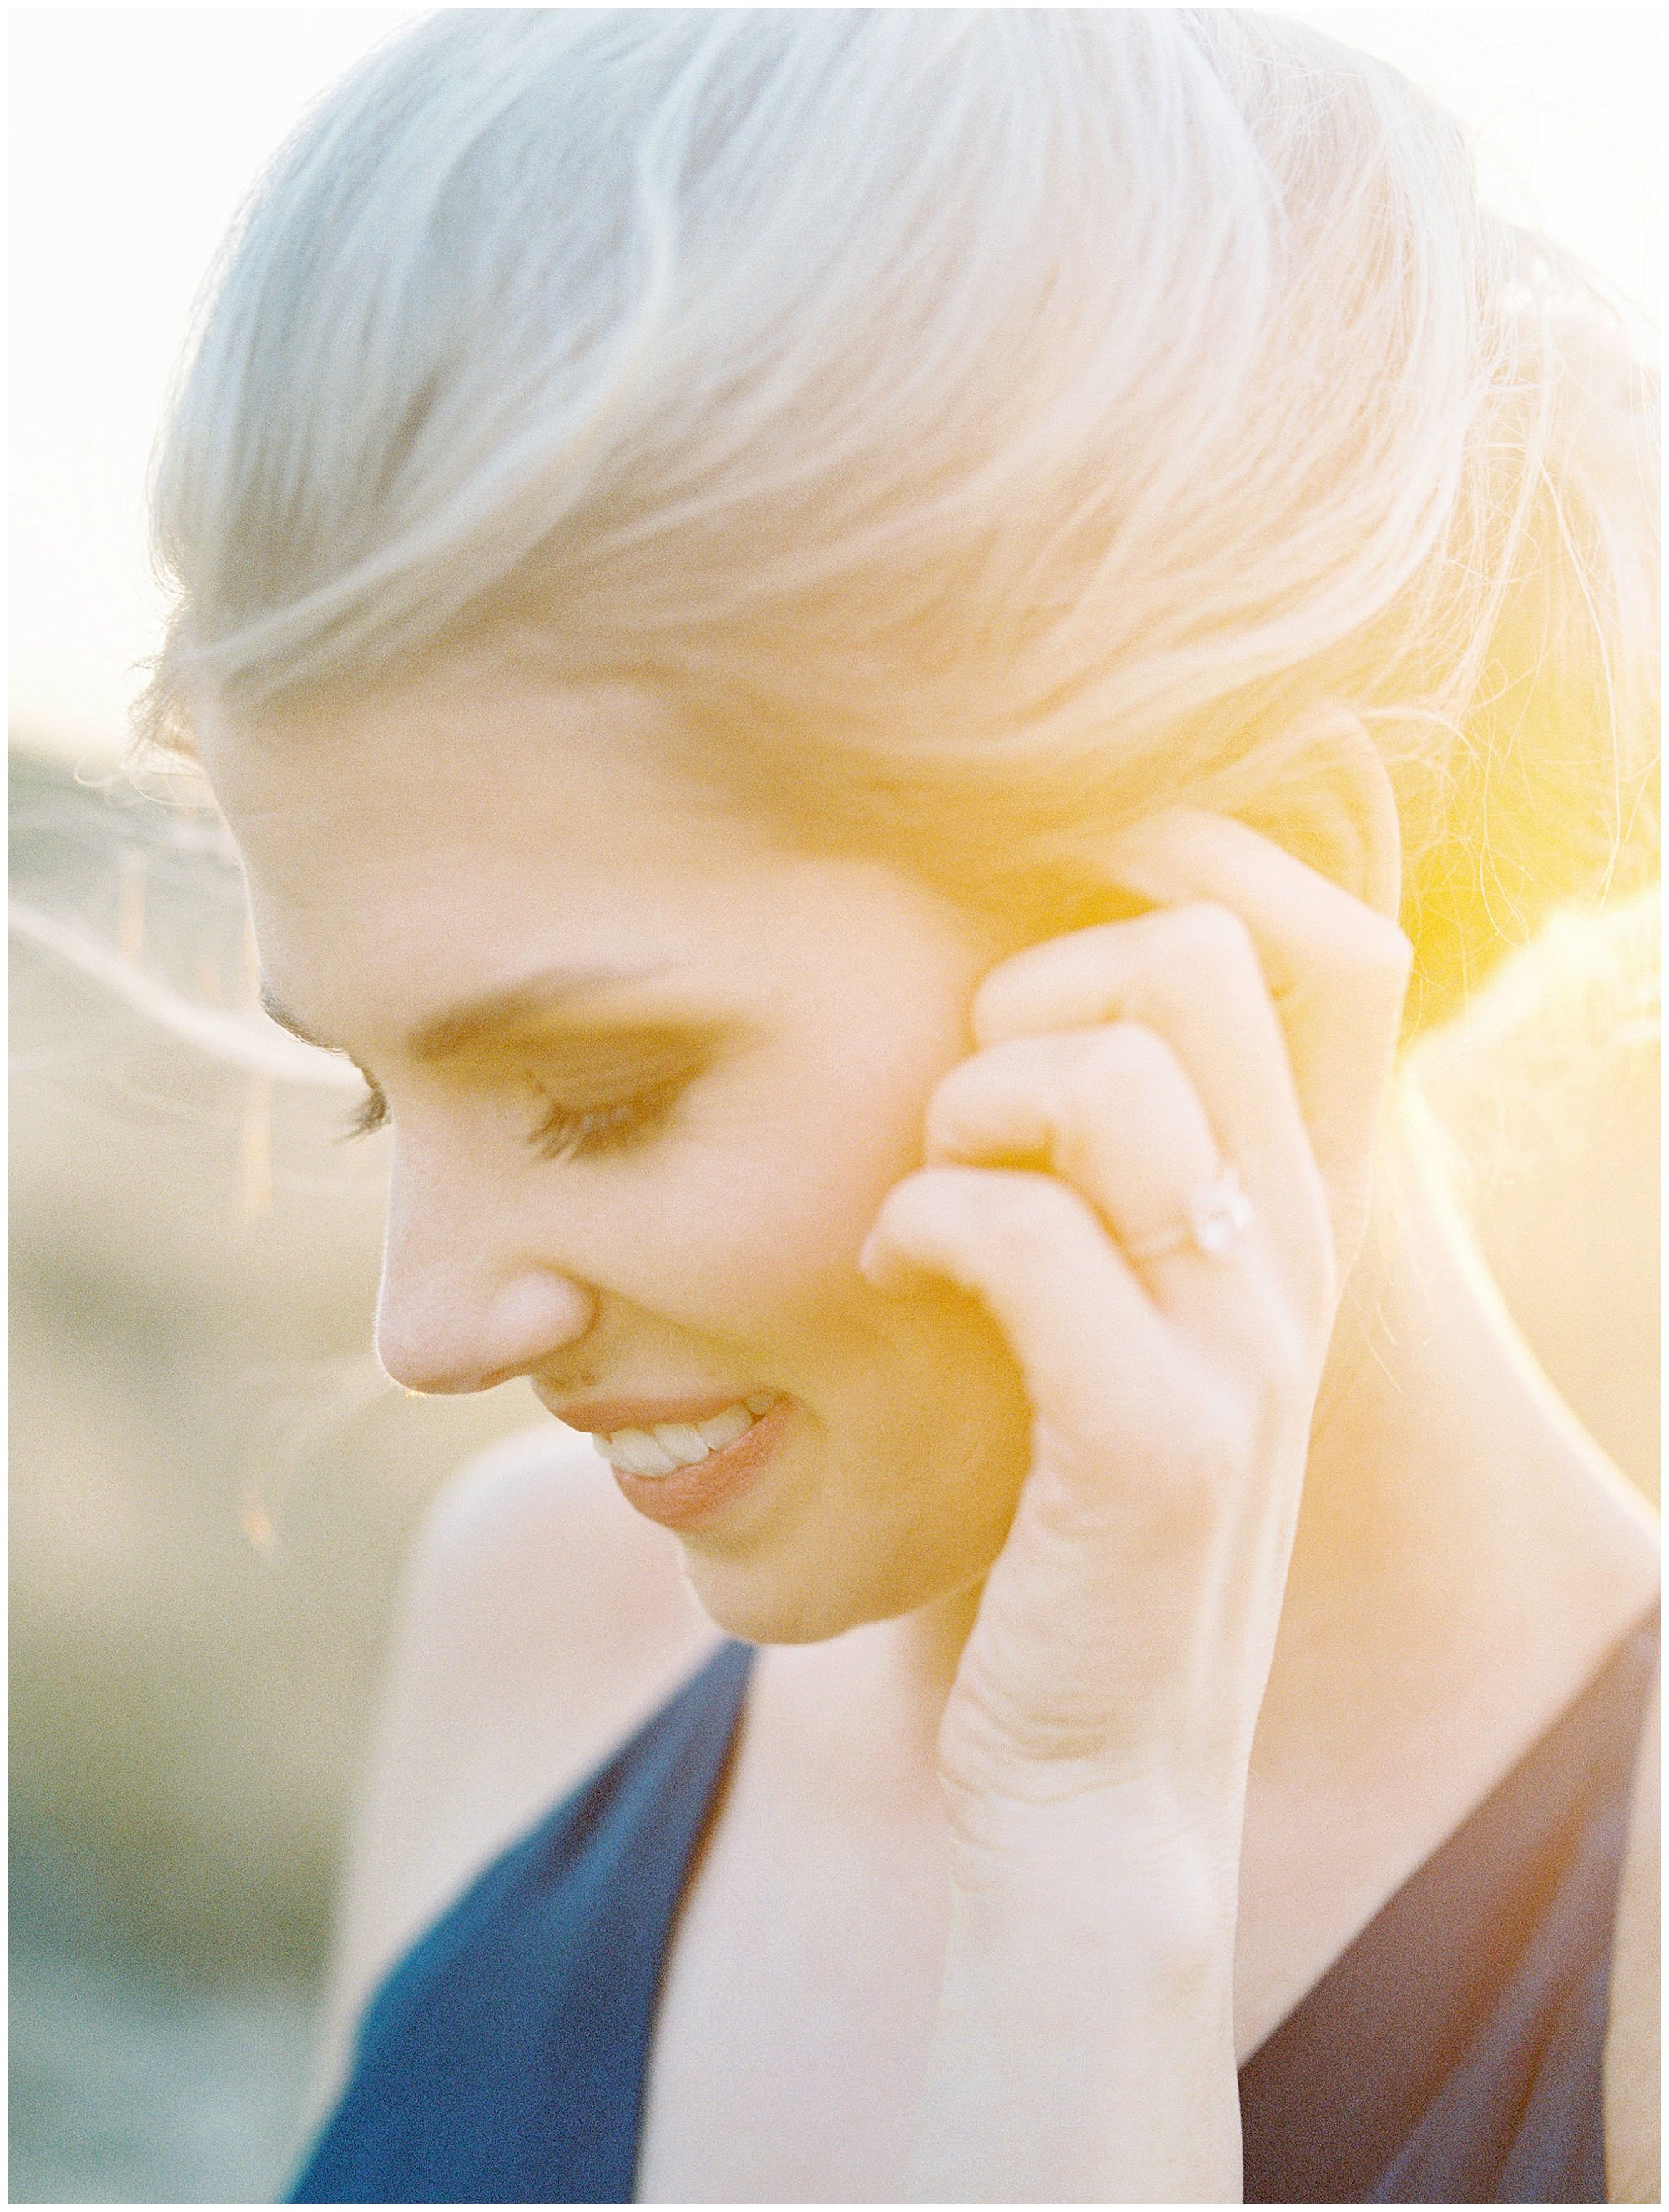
[{"x1": 142, "y1": 9, "x2": 1656, "y2": 1035}]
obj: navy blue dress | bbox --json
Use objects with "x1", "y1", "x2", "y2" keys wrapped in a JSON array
[{"x1": 292, "y1": 1611, "x2": 1656, "y2": 2203}]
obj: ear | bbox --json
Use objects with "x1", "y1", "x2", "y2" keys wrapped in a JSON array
[{"x1": 1227, "y1": 704, "x2": 1403, "y2": 922}]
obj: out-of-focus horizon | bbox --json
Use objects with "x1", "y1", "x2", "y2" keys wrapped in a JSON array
[{"x1": 8, "y1": 7, "x2": 1661, "y2": 765}]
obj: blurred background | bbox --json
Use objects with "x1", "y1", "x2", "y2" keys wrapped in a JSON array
[{"x1": 9, "y1": 8, "x2": 1659, "y2": 2201}]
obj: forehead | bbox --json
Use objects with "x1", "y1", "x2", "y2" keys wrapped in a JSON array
[
  {"x1": 205, "y1": 656, "x2": 740, "y2": 872},
  {"x1": 200, "y1": 654, "x2": 805, "y2": 1038}
]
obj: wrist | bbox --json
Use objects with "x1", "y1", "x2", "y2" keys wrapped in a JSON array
[
  {"x1": 914, "y1": 1824, "x2": 1243, "y2": 2204},
  {"x1": 943, "y1": 1769, "x2": 1247, "y2": 1895},
  {"x1": 946, "y1": 1822, "x2": 1237, "y2": 1967}
]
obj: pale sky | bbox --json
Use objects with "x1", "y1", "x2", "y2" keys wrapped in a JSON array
[{"x1": 10, "y1": 7, "x2": 1659, "y2": 764}]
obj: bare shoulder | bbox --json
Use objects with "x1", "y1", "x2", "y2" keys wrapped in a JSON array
[
  {"x1": 1606, "y1": 1671, "x2": 1659, "y2": 2203},
  {"x1": 302, "y1": 1423, "x2": 716, "y2": 2125}
]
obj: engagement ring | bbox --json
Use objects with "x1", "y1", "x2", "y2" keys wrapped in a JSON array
[{"x1": 1122, "y1": 1164, "x2": 1254, "y2": 1264}]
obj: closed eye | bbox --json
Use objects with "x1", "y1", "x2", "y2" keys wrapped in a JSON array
[
  {"x1": 526, "y1": 1079, "x2": 683, "y2": 1162},
  {"x1": 341, "y1": 1073, "x2": 685, "y2": 1159}
]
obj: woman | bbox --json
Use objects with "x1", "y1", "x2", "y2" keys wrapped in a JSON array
[{"x1": 140, "y1": 13, "x2": 1657, "y2": 2200}]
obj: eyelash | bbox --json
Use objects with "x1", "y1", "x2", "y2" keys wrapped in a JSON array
[
  {"x1": 344, "y1": 1077, "x2": 680, "y2": 1161},
  {"x1": 347, "y1": 1082, "x2": 390, "y2": 1140}
]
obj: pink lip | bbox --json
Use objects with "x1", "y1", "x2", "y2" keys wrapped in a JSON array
[
  {"x1": 594, "y1": 1396, "x2": 795, "y2": 1531},
  {"x1": 534, "y1": 1387, "x2": 774, "y2": 1434}
]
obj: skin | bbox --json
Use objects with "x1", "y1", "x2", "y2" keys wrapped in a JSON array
[
  {"x1": 218, "y1": 666, "x2": 1036, "y2": 1644},
  {"x1": 203, "y1": 643, "x2": 1658, "y2": 2201}
]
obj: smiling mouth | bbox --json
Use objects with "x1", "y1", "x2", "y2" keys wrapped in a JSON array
[
  {"x1": 538, "y1": 1385, "x2": 784, "y2": 1477},
  {"x1": 591, "y1": 1392, "x2": 779, "y2": 1477},
  {"x1": 576, "y1": 1391, "x2": 794, "y2": 1534}
]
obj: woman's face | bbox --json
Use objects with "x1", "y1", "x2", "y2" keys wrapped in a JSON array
[{"x1": 205, "y1": 643, "x2": 1035, "y2": 1644}]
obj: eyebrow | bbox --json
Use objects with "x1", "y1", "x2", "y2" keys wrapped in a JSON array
[{"x1": 259, "y1": 962, "x2": 673, "y2": 1063}]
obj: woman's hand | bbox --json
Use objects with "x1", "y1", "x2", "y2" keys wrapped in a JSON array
[
  {"x1": 865, "y1": 810, "x2": 1410, "y2": 2201},
  {"x1": 862, "y1": 808, "x2": 1412, "y2": 1861}
]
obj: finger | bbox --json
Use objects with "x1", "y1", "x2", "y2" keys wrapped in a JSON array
[
  {"x1": 981, "y1": 809, "x2": 1411, "y2": 1257},
  {"x1": 923, "y1": 1026, "x2": 1310, "y2": 1326},
  {"x1": 1102, "y1": 808, "x2": 1412, "y2": 1149},
  {"x1": 969, "y1": 901, "x2": 1319, "y2": 1269},
  {"x1": 860, "y1": 1164, "x2": 1173, "y2": 1439}
]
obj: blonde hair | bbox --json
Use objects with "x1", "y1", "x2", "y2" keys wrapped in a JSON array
[{"x1": 141, "y1": 9, "x2": 1657, "y2": 1035}]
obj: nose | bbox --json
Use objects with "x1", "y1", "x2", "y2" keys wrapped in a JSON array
[
  {"x1": 374, "y1": 1151, "x2": 598, "y2": 1395},
  {"x1": 377, "y1": 1266, "x2": 597, "y2": 1395}
]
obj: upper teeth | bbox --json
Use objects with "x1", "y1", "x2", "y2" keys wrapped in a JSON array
[{"x1": 598, "y1": 1393, "x2": 778, "y2": 1478}]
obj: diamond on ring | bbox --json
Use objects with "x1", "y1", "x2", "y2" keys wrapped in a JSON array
[
  {"x1": 1123, "y1": 1163, "x2": 1253, "y2": 1264},
  {"x1": 1187, "y1": 1164, "x2": 1254, "y2": 1255}
]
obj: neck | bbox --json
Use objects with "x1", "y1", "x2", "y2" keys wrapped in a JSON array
[{"x1": 1254, "y1": 1092, "x2": 1656, "y2": 1765}]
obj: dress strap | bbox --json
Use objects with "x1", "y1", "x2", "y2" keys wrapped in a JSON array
[
  {"x1": 290, "y1": 1638, "x2": 756, "y2": 2204},
  {"x1": 1240, "y1": 1606, "x2": 1659, "y2": 2202}
]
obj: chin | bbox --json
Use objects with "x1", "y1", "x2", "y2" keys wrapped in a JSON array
[
  {"x1": 677, "y1": 1491, "x2": 1013, "y2": 1649},
  {"x1": 674, "y1": 1376, "x2": 1033, "y2": 1644},
  {"x1": 678, "y1": 1550, "x2": 908, "y2": 1646}
]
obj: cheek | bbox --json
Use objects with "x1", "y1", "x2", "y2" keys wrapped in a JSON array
[
  {"x1": 611, "y1": 1023, "x2": 955, "y2": 1331},
  {"x1": 661, "y1": 1118, "x2": 912, "y2": 1330}
]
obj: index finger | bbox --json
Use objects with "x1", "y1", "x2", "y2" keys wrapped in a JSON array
[
  {"x1": 974, "y1": 808, "x2": 1412, "y2": 1259},
  {"x1": 1120, "y1": 809, "x2": 1411, "y2": 1226}
]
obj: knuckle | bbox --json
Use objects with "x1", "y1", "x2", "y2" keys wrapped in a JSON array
[
  {"x1": 875, "y1": 1164, "x2": 961, "y2": 1241},
  {"x1": 1324, "y1": 902, "x2": 1414, "y2": 985},
  {"x1": 1172, "y1": 898, "x2": 1259, "y2": 979},
  {"x1": 886, "y1": 1163, "x2": 1051, "y2": 1248},
  {"x1": 970, "y1": 957, "x2": 1046, "y2": 1046},
  {"x1": 911, "y1": 1159, "x2": 991, "y2": 1211},
  {"x1": 970, "y1": 925, "x2": 1124, "y2": 1046},
  {"x1": 925, "y1": 1037, "x2": 1058, "y2": 1151},
  {"x1": 1071, "y1": 1019, "x2": 1172, "y2": 1096},
  {"x1": 978, "y1": 1172, "x2": 1082, "y2": 1262},
  {"x1": 921, "y1": 1061, "x2": 982, "y2": 1153}
]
